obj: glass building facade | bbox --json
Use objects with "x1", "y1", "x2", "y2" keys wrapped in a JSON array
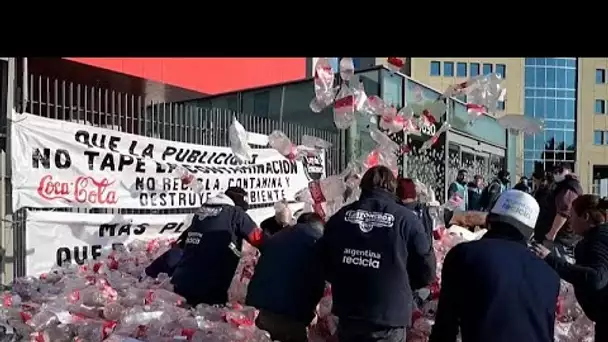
[{"x1": 523, "y1": 58, "x2": 577, "y2": 176}]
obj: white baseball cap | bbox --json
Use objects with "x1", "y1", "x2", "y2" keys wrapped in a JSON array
[{"x1": 488, "y1": 189, "x2": 540, "y2": 236}]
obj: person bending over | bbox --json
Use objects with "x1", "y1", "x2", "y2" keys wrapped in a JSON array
[
  {"x1": 260, "y1": 199, "x2": 293, "y2": 236},
  {"x1": 171, "y1": 187, "x2": 264, "y2": 306},
  {"x1": 246, "y1": 212, "x2": 326, "y2": 342}
]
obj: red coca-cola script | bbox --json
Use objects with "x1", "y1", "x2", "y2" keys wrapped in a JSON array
[{"x1": 37, "y1": 175, "x2": 118, "y2": 205}]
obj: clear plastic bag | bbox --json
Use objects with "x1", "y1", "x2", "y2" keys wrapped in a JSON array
[{"x1": 228, "y1": 117, "x2": 253, "y2": 162}]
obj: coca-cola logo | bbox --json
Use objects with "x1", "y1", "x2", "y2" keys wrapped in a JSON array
[
  {"x1": 37, "y1": 175, "x2": 118, "y2": 205},
  {"x1": 302, "y1": 154, "x2": 324, "y2": 181}
]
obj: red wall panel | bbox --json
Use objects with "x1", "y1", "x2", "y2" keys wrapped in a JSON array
[{"x1": 65, "y1": 58, "x2": 306, "y2": 95}]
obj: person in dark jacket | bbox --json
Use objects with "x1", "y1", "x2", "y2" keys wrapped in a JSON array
[
  {"x1": 246, "y1": 212, "x2": 325, "y2": 342},
  {"x1": 146, "y1": 188, "x2": 258, "y2": 279},
  {"x1": 467, "y1": 175, "x2": 484, "y2": 211},
  {"x1": 536, "y1": 163, "x2": 582, "y2": 259},
  {"x1": 513, "y1": 176, "x2": 531, "y2": 193},
  {"x1": 532, "y1": 194, "x2": 608, "y2": 341},
  {"x1": 479, "y1": 170, "x2": 509, "y2": 211},
  {"x1": 260, "y1": 199, "x2": 293, "y2": 236},
  {"x1": 319, "y1": 166, "x2": 436, "y2": 342},
  {"x1": 532, "y1": 171, "x2": 553, "y2": 241},
  {"x1": 171, "y1": 187, "x2": 264, "y2": 306},
  {"x1": 396, "y1": 177, "x2": 434, "y2": 243},
  {"x1": 430, "y1": 189, "x2": 560, "y2": 342},
  {"x1": 145, "y1": 213, "x2": 198, "y2": 278},
  {"x1": 144, "y1": 244, "x2": 184, "y2": 278},
  {"x1": 532, "y1": 171, "x2": 551, "y2": 199}
]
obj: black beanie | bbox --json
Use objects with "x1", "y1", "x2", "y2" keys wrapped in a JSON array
[{"x1": 225, "y1": 186, "x2": 249, "y2": 211}]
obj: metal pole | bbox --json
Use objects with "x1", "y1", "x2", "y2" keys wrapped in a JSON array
[
  {"x1": 22, "y1": 58, "x2": 28, "y2": 106},
  {"x1": 444, "y1": 100, "x2": 451, "y2": 203},
  {"x1": 402, "y1": 132, "x2": 408, "y2": 178},
  {"x1": 278, "y1": 85, "x2": 285, "y2": 124},
  {"x1": 1, "y1": 58, "x2": 15, "y2": 284},
  {"x1": 401, "y1": 75, "x2": 407, "y2": 178}
]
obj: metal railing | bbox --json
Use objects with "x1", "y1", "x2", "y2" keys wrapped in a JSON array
[{"x1": 2, "y1": 68, "x2": 344, "y2": 279}]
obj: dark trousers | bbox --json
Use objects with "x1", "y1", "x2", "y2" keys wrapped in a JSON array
[
  {"x1": 145, "y1": 248, "x2": 183, "y2": 278},
  {"x1": 255, "y1": 310, "x2": 308, "y2": 342},
  {"x1": 338, "y1": 318, "x2": 406, "y2": 342},
  {"x1": 596, "y1": 321, "x2": 608, "y2": 341}
]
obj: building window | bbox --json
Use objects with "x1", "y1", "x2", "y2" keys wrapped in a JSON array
[
  {"x1": 430, "y1": 61, "x2": 441, "y2": 76},
  {"x1": 444, "y1": 62, "x2": 454, "y2": 77},
  {"x1": 595, "y1": 130, "x2": 604, "y2": 145},
  {"x1": 456, "y1": 62, "x2": 467, "y2": 77},
  {"x1": 496, "y1": 64, "x2": 507, "y2": 78},
  {"x1": 470, "y1": 63, "x2": 480, "y2": 77},
  {"x1": 382, "y1": 71, "x2": 404, "y2": 107},
  {"x1": 596, "y1": 99, "x2": 606, "y2": 114},
  {"x1": 497, "y1": 101, "x2": 506, "y2": 110},
  {"x1": 253, "y1": 91, "x2": 270, "y2": 117},
  {"x1": 483, "y1": 63, "x2": 493, "y2": 75},
  {"x1": 597, "y1": 69, "x2": 606, "y2": 84}
]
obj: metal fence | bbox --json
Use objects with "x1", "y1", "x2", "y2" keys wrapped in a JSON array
[{"x1": 2, "y1": 64, "x2": 344, "y2": 279}]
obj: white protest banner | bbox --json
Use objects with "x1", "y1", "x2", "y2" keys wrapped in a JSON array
[
  {"x1": 25, "y1": 203, "x2": 304, "y2": 276},
  {"x1": 11, "y1": 113, "x2": 326, "y2": 211}
]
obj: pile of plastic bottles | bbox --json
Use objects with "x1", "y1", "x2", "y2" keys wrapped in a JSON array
[
  {"x1": 1, "y1": 240, "x2": 273, "y2": 342},
  {"x1": 0, "y1": 225, "x2": 596, "y2": 341},
  {"x1": 554, "y1": 284, "x2": 595, "y2": 341}
]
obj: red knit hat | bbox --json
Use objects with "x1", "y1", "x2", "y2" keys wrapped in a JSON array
[{"x1": 397, "y1": 177, "x2": 417, "y2": 200}]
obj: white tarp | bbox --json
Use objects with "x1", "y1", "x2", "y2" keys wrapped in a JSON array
[
  {"x1": 11, "y1": 112, "x2": 326, "y2": 211},
  {"x1": 25, "y1": 203, "x2": 304, "y2": 276}
]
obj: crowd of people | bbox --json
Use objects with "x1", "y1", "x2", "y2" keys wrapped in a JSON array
[
  {"x1": 145, "y1": 163, "x2": 608, "y2": 342},
  {"x1": 447, "y1": 164, "x2": 584, "y2": 260}
]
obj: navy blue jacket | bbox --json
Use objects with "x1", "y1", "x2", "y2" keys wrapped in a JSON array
[
  {"x1": 319, "y1": 188, "x2": 436, "y2": 327},
  {"x1": 260, "y1": 216, "x2": 284, "y2": 236},
  {"x1": 145, "y1": 225, "x2": 191, "y2": 278},
  {"x1": 145, "y1": 247, "x2": 184, "y2": 278},
  {"x1": 171, "y1": 194, "x2": 258, "y2": 305},
  {"x1": 429, "y1": 230, "x2": 560, "y2": 342},
  {"x1": 246, "y1": 223, "x2": 325, "y2": 324}
]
